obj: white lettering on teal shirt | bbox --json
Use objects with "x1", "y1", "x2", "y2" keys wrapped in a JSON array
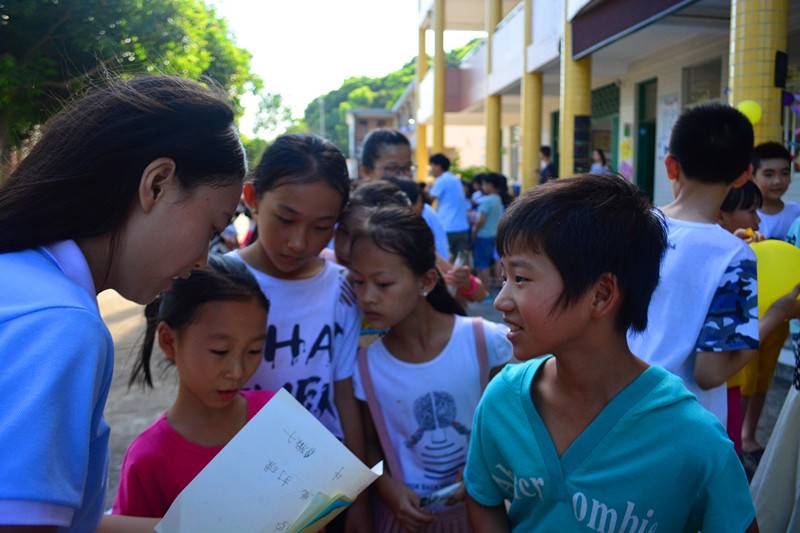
[
  {"x1": 491, "y1": 464, "x2": 544, "y2": 500},
  {"x1": 572, "y1": 493, "x2": 658, "y2": 533}
]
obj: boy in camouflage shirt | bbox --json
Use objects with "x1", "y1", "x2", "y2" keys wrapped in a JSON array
[{"x1": 628, "y1": 103, "x2": 759, "y2": 426}]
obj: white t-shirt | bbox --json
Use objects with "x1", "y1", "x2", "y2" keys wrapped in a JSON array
[
  {"x1": 229, "y1": 253, "x2": 360, "y2": 439},
  {"x1": 353, "y1": 316, "x2": 512, "y2": 498},
  {"x1": 628, "y1": 217, "x2": 759, "y2": 425},
  {"x1": 758, "y1": 201, "x2": 800, "y2": 240},
  {"x1": 421, "y1": 204, "x2": 451, "y2": 260}
]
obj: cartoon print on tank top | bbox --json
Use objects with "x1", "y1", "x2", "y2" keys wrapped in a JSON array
[{"x1": 406, "y1": 391, "x2": 471, "y2": 481}]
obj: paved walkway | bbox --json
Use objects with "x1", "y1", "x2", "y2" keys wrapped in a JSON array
[{"x1": 101, "y1": 291, "x2": 790, "y2": 506}]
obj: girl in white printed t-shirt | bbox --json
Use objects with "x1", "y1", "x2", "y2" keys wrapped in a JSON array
[
  {"x1": 348, "y1": 208, "x2": 511, "y2": 532},
  {"x1": 230, "y1": 134, "x2": 367, "y2": 531}
]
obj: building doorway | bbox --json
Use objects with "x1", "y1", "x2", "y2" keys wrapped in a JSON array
[
  {"x1": 636, "y1": 79, "x2": 657, "y2": 200},
  {"x1": 591, "y1": 83, "x2": 620, "y2": 173}
]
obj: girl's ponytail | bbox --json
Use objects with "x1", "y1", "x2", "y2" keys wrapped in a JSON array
[
  {"x1": 128, "y1": 255, "x2": 269, "y2": 389},
  {"x1": 130, "y1": 297, "x2": 163, "y2": 388},
  {"x1": 426, "y1": 277, "x2": 466, "y2": 316}
]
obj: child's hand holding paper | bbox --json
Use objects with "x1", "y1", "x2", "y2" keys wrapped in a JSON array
[{"x1": 156, "y1": 389, "x2": 382, "y2": 533}]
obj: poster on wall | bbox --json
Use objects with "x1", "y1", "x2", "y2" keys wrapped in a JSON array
[
  {"x1": 657, "y1": 94, "x2": 680, "y2": 160},
  {"x1": 618, "y1": 137, "x2": 633, "y2": 182}
]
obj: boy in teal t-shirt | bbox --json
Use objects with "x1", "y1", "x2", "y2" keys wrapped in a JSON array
[
  {"x1": 464, "y1": 175, "x2": 756, "y2": 532},
  {"x1": 472, "y1": 172, "x2": 505, "y2": 287}
]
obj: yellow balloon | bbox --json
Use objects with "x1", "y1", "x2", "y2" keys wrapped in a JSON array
[
  {"x1": 750, "y1": 240, "x2": 800, "y2": 317},
  {"x1": 737, "y1": 100, "x2": 762, "y2": 125}
]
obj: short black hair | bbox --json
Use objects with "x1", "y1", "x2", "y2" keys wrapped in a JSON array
[
  {"x1": 382, "y1": 176, "x2": 419, "y2": 205},
  {"x1": 349, "y1": 180, "x2": 410, "y2": 210},
  {"x1": 133, "y1": 255, "x2": 269, "y2": 388},
  {"x1": 540, "y1": 146, "x2": 552, "y2": 157},
  {"x1": 429, "y1": 153, "x2": 450, "y2": 171},
  {"x1": 720, "y1": 180, "x2": 763, "y2": 212},
  {"x1": 668, "y1": 103, "x2": 754, "y2": 184},
  {"x1": 361, "y1": 128, "x2": 410, "y2": 170},
  {"x1": 497, "y1": 174, "x2": 668, "y2": 333},
  {"x1": 752, "y1": 141, "x2": 791, "y2": 172}
]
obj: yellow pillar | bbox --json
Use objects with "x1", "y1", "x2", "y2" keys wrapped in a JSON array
[
  {"x1": 433, "y1": 0, "x2": 446, "y2": 153},
  {"x1": 558, "y1": 4, "x2": 592, "y2": 178},
  {"x1": 521, "y1": 0, "x2": 542, "y2": 189},
  {"x1": 485, "y1": 0, "x2": 502, "y2": 172},
  {"x1": 416, "y1": 27, "x2": 429, "y2": 182},
  {"x1": 728, "y1": 0, "x2": 788, "y2": 144}
]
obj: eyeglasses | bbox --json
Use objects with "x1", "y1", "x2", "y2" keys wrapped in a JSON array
[{"x1": 380, "y1": 164, "x2": 416, "y2": 177}]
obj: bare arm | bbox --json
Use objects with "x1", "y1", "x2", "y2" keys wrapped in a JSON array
[
  {"x1": 474, "y1": 212, "x2": 487, "y2": 232},
  {"x1": 760, "y1": 284, "x2": 800, "y2": 340},
  {"x1": 694, "y1": 349, "x2": 757, "y2": 390},
  {"x1": 466, "y1": 495, "x2": 509, "y2": 533},
  {"x1": 335, "y1": 382, "x2": 372, "y2": 533},
  {"x1": 695, "y1": 285, "x2": 800, "y2": 390},
  {"x1": 435, "y1": 255, "x2": 489, "y2": 302},
  {"x1": 335, "y1": 378, "x2": 365, "y2": 461},
  {"x1": 361, "y1": 401, "x2": 384, "y2": 468},
  {"x1": 97, "y1": 515, "x2": 159, "y2": 533}
]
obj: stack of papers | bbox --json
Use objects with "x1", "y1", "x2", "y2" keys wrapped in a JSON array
[{"x1": 156, "y1": 389, "x2": 382, "y2": 532}]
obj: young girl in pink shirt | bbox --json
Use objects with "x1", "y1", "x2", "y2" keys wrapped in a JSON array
[{"x1": 112, "y1": 255, "x2": 274, "y2": 518}]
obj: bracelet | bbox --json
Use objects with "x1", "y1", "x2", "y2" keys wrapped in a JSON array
[{"x1": 458, "y1": 275, "x2": 479, "y2": 299}]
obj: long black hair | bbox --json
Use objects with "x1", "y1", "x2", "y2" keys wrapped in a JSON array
[
  {"x1": 252, "y1": 133, "x2": 350, "y2": 210},
  {"x1": 131, "y1": 255, "x2": 269, "y2": 388},
  {"x1": 594, "y1": 148, "x2": 607, "y2": 166},
  {"x1": 0, "y1": 76, "x2": 246, "y2": 253},
  {"x1": 356, "y1": 207, "x2": 466, "y2": 316}
]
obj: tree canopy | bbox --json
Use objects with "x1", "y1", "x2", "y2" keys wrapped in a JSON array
[
  {"x1": 0, "y1": 0, "x2": 259, "y2": 157},
  {"x1": 303, "y1": 38, "x2": 483, "y2": 153}
]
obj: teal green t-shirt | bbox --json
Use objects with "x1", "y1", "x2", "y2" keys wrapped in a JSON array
[
  {"x1": 464, "y1": 357, "x2": 755, "y2": 532},
  {"x1": 476, "y1": 193, "x2": 503, "y2": 239}
]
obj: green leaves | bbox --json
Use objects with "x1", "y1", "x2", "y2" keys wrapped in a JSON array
[
  {"x1": 301, "y1": 37, "x2": 484, "y2": 153},
  {"x1": 0, "y1": 0, "x2": 260, "y2": 150}
]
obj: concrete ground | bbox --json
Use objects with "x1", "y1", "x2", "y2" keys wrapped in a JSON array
[{"x1": 101, "y1": 291, "x2": 790, "y2": 507}]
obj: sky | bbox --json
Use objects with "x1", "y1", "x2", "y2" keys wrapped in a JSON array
[{"x1": 208, "y1": 0, "x2": 483, "y2": 136}]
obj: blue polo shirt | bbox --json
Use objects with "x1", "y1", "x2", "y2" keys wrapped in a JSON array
[
  {"x1": 465, "y1": 357, "x2": 755, "y2": 532},
  {"x1": 430, "y1": 171, "x2": 469, "y2": 233},
  {"x1": 0, "y1": 241, "x2": 114, "y2": 531}
]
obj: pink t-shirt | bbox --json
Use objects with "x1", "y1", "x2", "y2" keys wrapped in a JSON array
[{"x1": 112, "y1": 390, "x2": 274, "y2": 518}]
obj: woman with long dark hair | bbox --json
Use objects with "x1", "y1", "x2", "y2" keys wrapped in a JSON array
[{"x1": 0, "y1": 76, "x2": 247, "y2": 532}]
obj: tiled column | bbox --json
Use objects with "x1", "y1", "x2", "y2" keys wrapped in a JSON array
[
  {"x1": 728, "y1": 0, "x2": 789, "y2": 144},
  {"x1": 521, "y1": 0, "x2": 542, "y2": 189},
  {"x1": 558, "y1": 0, "x2": 591, "y2": 178},
  {"x1": 433, "y1": 0, "x2": 446, "y2": 153},
  {"x1": 417, "y1": 26, "x2": 429, "y2": 182},
  {"x1": 485, "y1": 0, "x2": 502, "y2": 172}
]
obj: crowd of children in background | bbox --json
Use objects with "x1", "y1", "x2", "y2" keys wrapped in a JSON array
[
  {"x1": 113, "y1": 109, "x2": 799, "y2": 532},
  {"x1": 3, "y1": 74, "x2": 800, "y2": 533}
]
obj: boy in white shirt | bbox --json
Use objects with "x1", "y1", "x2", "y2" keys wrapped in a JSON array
[
  {"x1": 753, "y1": 142, "x2": 798, "y2": 240},
  {"x1": 740, "y1": 142, "x2": 797, "y2": 464},
  {"x1": 628, "y1": 103, "x2": 759, "y2": 426}
]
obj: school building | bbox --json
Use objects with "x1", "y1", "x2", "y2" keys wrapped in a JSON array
[{"x1": 410, "y1": 0, "x2": 800, "y2": 206}]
